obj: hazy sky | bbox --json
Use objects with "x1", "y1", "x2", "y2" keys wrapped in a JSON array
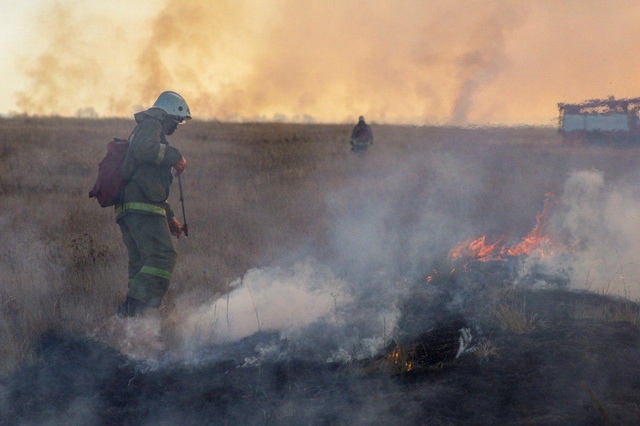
[{"x1": 2, "y1": 0, "x2": 640, "y2": 125}]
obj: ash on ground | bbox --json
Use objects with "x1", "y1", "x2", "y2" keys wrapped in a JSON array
[{"x1": 2, "y1": 261, "x2": 640, "y2": 425}]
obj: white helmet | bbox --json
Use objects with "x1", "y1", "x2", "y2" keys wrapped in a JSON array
[{"x1": 151, "y1": 91, "x2": 192, "y2": 122}]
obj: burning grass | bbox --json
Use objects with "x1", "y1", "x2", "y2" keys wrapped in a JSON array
[
  {"x1": 447, "y1": 192, "x2": 566, "y2": 266},
  {"x1": 3, "y1": 117, "x2": 640, "y2": 422},
  {"x1": 4, "y1": 285, "x2": 640, "y2": 425}
]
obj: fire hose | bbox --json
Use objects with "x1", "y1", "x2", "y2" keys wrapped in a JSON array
[{"x1": 178, "y1": 175, "x2": 189, "y2": 237}]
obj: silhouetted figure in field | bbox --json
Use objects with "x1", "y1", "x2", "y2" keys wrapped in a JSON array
[
  {"x1": 116, "y1": 91, "x2": 191, "y2": 317},
  {"x1": 350, "y1": 116, "x2": 374, "y2": 157}
]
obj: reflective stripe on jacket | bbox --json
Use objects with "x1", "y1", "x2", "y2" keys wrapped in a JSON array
[
  {"x1": 116, "y1": 114, "x2": 182, "y2": 221},
  {"x1": 115, "y1": 202, "x2": 167, "y2": 220}
]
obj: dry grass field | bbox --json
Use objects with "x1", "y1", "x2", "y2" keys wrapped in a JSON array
[
  {"x1": 0, "y1": 118, "x2": 561, "y2": 370},
  {"x1": 3, "y1": 117, "x2": 640, "y2": 423}
]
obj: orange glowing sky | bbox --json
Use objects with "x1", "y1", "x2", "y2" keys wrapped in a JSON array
[{"x1": 2, "y1": 0, "x2": 640, "y2": 125}]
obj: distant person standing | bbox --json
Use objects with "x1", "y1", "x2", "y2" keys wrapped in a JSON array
[
  {"x1": 350, "y1": 116, "x2": 374, "y2": 157},
  {"x1": 116, "y1": 91, "x2": 191, "y2": 317}
]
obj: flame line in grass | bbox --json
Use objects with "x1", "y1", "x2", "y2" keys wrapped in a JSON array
[{"x1": 448, "y1": 193, "x2": 559, "y2": 263}]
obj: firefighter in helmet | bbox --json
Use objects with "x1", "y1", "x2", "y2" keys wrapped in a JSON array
[
  {"x1": 116, "y1": 91, "x2": 191, "y2": 317},
  {"x1": 350, "y1": 115, "x2": 374, "y2": 156}
]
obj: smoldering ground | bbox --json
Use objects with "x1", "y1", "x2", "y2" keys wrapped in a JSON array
[{"x1": 3, "y1": 121, "x2": 640, "y2": 424}]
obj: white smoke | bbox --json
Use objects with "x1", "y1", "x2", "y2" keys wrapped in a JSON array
[
  {"x1": 511, "y1": 169, "x2": 640, "y2": 298},
  {"x1": 177, "y1": 260, "x2": 351, "y2": 347},
  {"x1": 91, "y1": 314, "x2": 166, "y2": 363},
  {"x1": 329, "y1": 152, "x2": 482, "y2": 282},
  {"x1": 557, "y1": 169, "x2": 607, "y2": 250},
  {"x1": 563, "y1": 171, "x2": 640, "y2": 298},
  {"x1": 93, "y1": 255, "x2": 408, "y2": 364},
  {"x1": 94, "y1": 163, "x2": 640, "y2": 365}
]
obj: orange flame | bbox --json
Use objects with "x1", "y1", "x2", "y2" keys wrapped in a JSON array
[
  {"x1": 448, "y1": 193, "x2": 557, "y2": 262},
  {"x1": 507, "y1": 192, "x2": 554, "y2": 258},
  {"x1": 388, "y1": 347, "x2": 413, "y2": 372},
  {"x1": 448, "y1": 235, "x2": 508, "y2": 262}
]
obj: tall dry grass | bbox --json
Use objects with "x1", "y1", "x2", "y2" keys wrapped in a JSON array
[
  {"x1": 0, "y1": 117, "x2": 363, "y2": 374},
  {"x1": 3, "y1": 117, "x2": 640, "y2": 375}
]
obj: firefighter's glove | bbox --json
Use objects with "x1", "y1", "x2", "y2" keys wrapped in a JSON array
[
  {"x1": 172, "y1": 156, "x2": 187, "y2": 177},
  {"x1": 168, "y1": 217, "x2": 184, "y2": 239}
]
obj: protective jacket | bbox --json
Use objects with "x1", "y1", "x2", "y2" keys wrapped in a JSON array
[
  {"x1": 351, "y1": 122, "x2": 374, "y2": 145},
  {"x1": 115, "y1": 111, "x2": 183, "y2": 308},
  {"x1": 116, "y1": 112, "x2": 183, "y2": 221}
]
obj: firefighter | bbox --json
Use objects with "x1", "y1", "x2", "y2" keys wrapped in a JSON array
[
  {"x1": 116, "y1": 91, "x2": 191, "y2": 317},
  {"x1": 350, "y1": 115, "x2": 374, "y2": 156}
]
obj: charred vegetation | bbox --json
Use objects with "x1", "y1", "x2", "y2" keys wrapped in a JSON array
[{"x1": 2, "y1": 118, "x2": 640, "y2": 423}]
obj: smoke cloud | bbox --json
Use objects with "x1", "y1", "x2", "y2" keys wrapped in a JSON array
[
  {"x1": 550, "y1": 169, "x2": 640, "y2": 298},
  {"x1": 13, "y1": 1, "x2": 640, "y2": 124},
  {"x1": 178, "y1": 261, "x2": 351, "y2": 344},
  {"x1": 97, "y1": 259, "x2": 396, "y2": 364},
  {"x1": 86, "y1": 137, "x2": 640, "y2": 368}
]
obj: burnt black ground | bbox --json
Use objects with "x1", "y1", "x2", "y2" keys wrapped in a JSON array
[{"x1": 2, "y1": 287, "x2": 640, "y2": 425}]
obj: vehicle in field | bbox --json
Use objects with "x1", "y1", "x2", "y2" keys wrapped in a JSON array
[{"x1": 558, "y1": 96, "x2": 640, "y2": 145}]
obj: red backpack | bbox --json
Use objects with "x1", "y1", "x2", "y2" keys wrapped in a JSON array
[{"x1": 88, "y1": 138, "x2": 129, "y2": 207}]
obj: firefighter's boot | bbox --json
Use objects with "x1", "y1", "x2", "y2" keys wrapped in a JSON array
[{"x1": 117, "y1": 296, "x2": 148, "y2": 318}]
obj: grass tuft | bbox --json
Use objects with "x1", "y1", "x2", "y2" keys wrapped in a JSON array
[
  {"x1": 573, "y1": 299, "x2": 640, "y2": 325},
  {"x1": 473, "y1": 338, "x2": 498, "y2": 361},
  {"x1": 492, "y1": 291, "x2": 541, "y2": 333}
]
